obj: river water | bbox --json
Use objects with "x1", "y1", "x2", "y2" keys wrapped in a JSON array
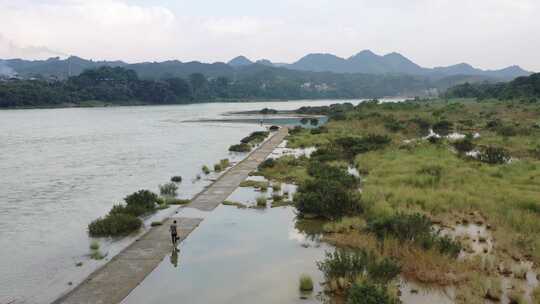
[{"x1": 0, "y1": 100, "x2": 359, "y2": 304}]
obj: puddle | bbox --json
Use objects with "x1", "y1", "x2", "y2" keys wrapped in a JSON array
[
  {"x1": 121, "y1": 205, "x2": 331, "y2": 304},
  {"x1": 399, "y1": 278, "x2": 455, "y2": 304},
  {"x1": 229, "y1": 176, "x2": 297, "y2": 207},
  {"x1": 269, "y1": 140, "x2": 317, "y2": 159}
]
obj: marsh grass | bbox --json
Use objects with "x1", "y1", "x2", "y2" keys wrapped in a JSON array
[
  {"x1": 239, "y1": 180, "x2": 269, "y2": 189},
  {"x1": 272, "y1": 182, "x2": 282, "y2": 191},
  {"x1": 89, "y1": 240, "x2": 100, "y2": 251},
  {"x1": 159, "y1": 182, "x2": 178, "y2": 197},
  {"x1": 299, "y1": 274, "x2": 314, "y2": 292},
  {"x1": 222, "y1": 200, "x2": 247, "y2": 209},
  {"x1": 220, "y1": 158, "x2": 230, "y2": 168},
  {"x1": 165, "y1": 198, "x2": 190, "y2": 205},
  {"x1": 256, "y1": 196, "x2": 267, "y2": 208},
  {"x1": 90, "y1": 250, "x2": 105, "y2": 260},
  {"x1": 323, "y1": 217, "x2": 366, "y2": 233},
  {"x1": 202, "y1": 165, "x2": 211, "y2": 175}
]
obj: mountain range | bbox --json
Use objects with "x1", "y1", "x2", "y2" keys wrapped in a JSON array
[
  {"x1": 228, "y1": 50, "x2": 531, "y2": 80},
  {"x1": 0, "y1": 50, "x2": 532, "y2": 81}
]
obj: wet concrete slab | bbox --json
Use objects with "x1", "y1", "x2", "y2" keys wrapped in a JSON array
[
  {"x1": 54, "y1": 128, "x2": 288, "y2": 304},
  {"x1": 188, "y1": 128, "x2": 288, "y2": 212},
  {"x1": 53, "y1": 217, "x2": 202, "y2": 304}
]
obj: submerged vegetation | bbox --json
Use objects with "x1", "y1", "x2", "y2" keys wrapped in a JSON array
[
  {"x1": 88, "y1": 190, "x2": 160, "y2": 237},
  {"x1": 229, "y1": 131, "x2": 270, "y2": 152}
]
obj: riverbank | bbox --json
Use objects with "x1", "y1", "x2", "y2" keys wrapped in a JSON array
[
  {"x1": 0, "y1": 97, "x2": 368, "y2": 110},
  {"x1": 53, "y1": 127, "x2": 289, "y2": 304}
]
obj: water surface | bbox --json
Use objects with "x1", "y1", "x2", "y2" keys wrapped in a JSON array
[{"x1": 0, "y1": 100, "x2": 357, "y2": 304}]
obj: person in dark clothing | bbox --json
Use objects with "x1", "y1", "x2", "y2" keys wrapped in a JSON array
[{"x1": 170, "y1": 220, "x2": 178, "y2": 246}]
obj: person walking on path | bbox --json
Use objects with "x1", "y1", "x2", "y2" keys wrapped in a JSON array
[{"x1": 170, "y1": 220, "x2": 178, "y2": 246}]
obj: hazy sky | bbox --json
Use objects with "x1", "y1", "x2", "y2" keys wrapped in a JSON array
[{"x1": 0, "y1": 0, "x2": 538, "y2": 71}]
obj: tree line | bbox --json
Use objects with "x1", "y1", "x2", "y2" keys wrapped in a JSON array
[{"x1": 445, "y1": 73, "x2": 540, "y2": 101}]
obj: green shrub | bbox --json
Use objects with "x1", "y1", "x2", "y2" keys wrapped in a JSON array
[
  {"x1": 256, "y1": 196, "x2": 267, "y2": 208},
  {"x1": 269, "y1": 125, "x2": 280, "y2": 131},
  {"x1": 367, "y1": 213, "x2": 461, "y2": 257},
  {"x1": 272, "y1": 193, "x2": 283, "y2": 202},
  {"x1": 433, "y1": 120, "x2": 453, "y2": 136},
  {"x1": 202, "y1": 165, "x2": 211, "y2": 174},
  {"x1": 296, "y1": 163, "x2": 361, "y2": 219},
  {"x1": 300, "y1": 118, "x2": 309, "y2": 125},
  {"x1": 88, "y1": 214, "x2": 142, "y2": 237},
  {"x1": 290, "y1": 126, "x2": 304, "y2": 135},
  {"x1": 368, "y1": 213, "x2": 432, "y2": 241},
  {"x1": 384, "y1": 116, "x2": 405, "y2": 132},
  {"x1": 89, "y1": 240, "x2": 100, "y2": 250},
  {"x1": 478, "y1": 146, "x2": 511, "y2": 164},
  {"x1": 299, "y1": 274, "x2": 314, "y2": 292},
  {"x1": 453, "y1": 138, "x2": 475, "y2": 153},
  {"x1": 165, "y1": 198, "x2": 190, "y2": 205},
  {"x1": 272, "y1": 182, "x2": 282, "y2": 191},
  {"x1": 436, "y1": 236, "x2": 462, "y2": 258},
  {"x1": 90, "y1": 250, "x2": 106, "y2": 260},
  {"x1": 239, "y1": 180, "x2": 269, "y2": 189},
  {"x1": 159, "y1": 182, "x2": 178, "y2": 197},
  {"x1": 214, "y1": 163, "x2": 223, "y2": 172},
  {"x1": 346, "y1": 281, "x2": 397, "y2": 304},
  {"x1": 497, "y1": 125, "x2": 517, "y2": 137},
  {"x1": 260, "y1": 108, "x2": 278, "y2": 114},
  {"x1": 334, "y1": 134, "x2": 391, "y2": 160},
  {"x1": 311, "y1": 147, "x2": 342, "y2": 162},
  {"x1": 317, "y1": 249, "x2": 400, "y2": 283},
  {"x1": 258, "y1": 158, "x2": 276, "y2": 170},
  {"x1": 229, "y1": 143, "x2": 252, "y2": 152},
  {"x1": 109, "y1": 203, "x2": 147, "y2": 217},
  {"x1": 124, "y1": 190, "x2": 159, "y2": 213},
  {"x1": 170, "y1": 176, "x2": 182, "y2": 183},
  {"x1": 220, "y1": 158, "x2": 230, "y2": 168},
  {"x1": 310, "y1": 118, "x2": 319, "y2": 126},
  {"x1": 311, "y1": 126, "x2": 328, "y2": 134},
  {"x1": 241, "y1": 131, "x2": 270, "y2": 144},
  {"x1": 409, "y1": 117, "x2": 431, "y2": 136},
  {"x1": 295, "y1": 178, "x2": 360, "y2": 219}
]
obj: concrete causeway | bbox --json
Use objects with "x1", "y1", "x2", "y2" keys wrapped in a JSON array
[{"x1": 53, "y1": 127, "x2": 288, "y2": 304}]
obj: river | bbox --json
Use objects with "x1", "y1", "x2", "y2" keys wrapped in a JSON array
[{"x1": 0, "y1": 100, "x2": 361, "y2": 304}]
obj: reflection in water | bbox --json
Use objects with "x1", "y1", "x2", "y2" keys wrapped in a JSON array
[{"x1": 170, "y1": 248, "x2": 179, "y2": 268}]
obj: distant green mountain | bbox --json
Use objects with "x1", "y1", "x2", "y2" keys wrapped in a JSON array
[
  {"x1": 446, "y1": 73, "x2": 540, "y2": 100},
  {"x1": 285, "y1": 50, "x2": 530, "y2": 80},
  {"x1": 1, "y1": 50, "x2": 531, "y2": 81},
  {"x1": 227, "y1": 56, "x2": 253, "y2": 67}
]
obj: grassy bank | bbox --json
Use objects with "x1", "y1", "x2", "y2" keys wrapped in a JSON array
[{"x1": 256, "y1": 98, "x2": 540, "y2": 303}]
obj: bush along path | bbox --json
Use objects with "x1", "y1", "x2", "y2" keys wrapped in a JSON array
[{"x1": 54, "y1": 127, "x2": 288, "y2": 304}]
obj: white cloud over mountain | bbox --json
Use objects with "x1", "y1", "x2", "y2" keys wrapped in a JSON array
[{"x1": 0, "y1": 0, "x2": 538, "y2": 71}]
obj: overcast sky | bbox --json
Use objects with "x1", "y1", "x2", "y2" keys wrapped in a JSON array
[{"x1": 0, "y1": 0, "x2": 538, "y2": 71}]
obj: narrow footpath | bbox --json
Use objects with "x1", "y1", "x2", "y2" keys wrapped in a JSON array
[{"x1": 53, "y1": 127, "x2": 289, "y2": 304}]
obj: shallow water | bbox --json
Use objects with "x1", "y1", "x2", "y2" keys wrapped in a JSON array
[
  {"x1": 0, "y1": 100, "x2": 359, "y2": 304},
  {"x1": 122, "y1": 205, "x2": 331, "y2": 304}
]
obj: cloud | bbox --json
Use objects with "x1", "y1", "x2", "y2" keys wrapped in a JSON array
[
  {"x1": 0, "y1": 0, "x2": 538, "y2": 71},
  {"x1": 0, "y1": 34, "x2": 66, "y2": 60}
]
